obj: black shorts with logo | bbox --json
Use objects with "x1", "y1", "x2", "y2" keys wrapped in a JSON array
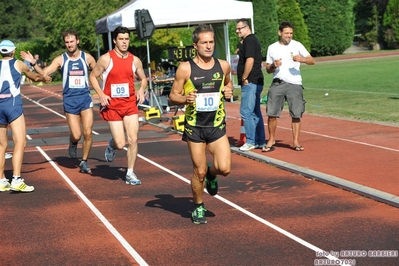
[{"x1": 182, "y1": 122, "x2": 226, "y2": 144}]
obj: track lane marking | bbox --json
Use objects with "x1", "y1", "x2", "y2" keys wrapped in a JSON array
[
  {"x1": 36, "y1": 146, "x2": 148, "y2": 266},
  {"x1": 21, "y1": 93, "x2": 100, "y2": 135},
  {"x1": 136, "y1": 152, "x2": 351, "y2": 266},
  {"x1": 226, "y1": 115, "x2": 399, "y2": 152}
]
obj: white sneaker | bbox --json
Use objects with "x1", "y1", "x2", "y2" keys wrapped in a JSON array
[
  {"x1": 239, "y1": 143, "x2": 256, "y2": 151},
  {"x1": 10, "y1": 178, "x2": 34, "y2": 192},
  {"x1": 0, "y1": 178, "x2": 11, "y2": 192},
  {"x1": 5, "y1": 153, "x2": 12, "y2": 159},
  {"x1": 125, "y1": 172, "x2": 141, "y2": 185}
]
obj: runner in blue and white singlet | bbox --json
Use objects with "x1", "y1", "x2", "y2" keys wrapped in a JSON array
[
  {"x1": 26, "y1": 29, "x2": 97, "y2": 173},
  {"x1": 0, "y1": 58, "x2": 23, "y2": 124},
  {"x1": 0, "y1": 39, "x2": 51, "y2": 192},
  {"x1": 60, "y1": 51, "x2": 93, "y2": 115}
]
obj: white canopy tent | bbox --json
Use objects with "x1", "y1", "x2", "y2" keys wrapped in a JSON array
[{"x1": 95, "y1": 0, "x2": 254, "y2": 62}]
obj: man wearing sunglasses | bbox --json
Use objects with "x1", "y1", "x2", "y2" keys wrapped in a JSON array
[{"x1": 236, "y1": 18, "x2": 266, "y2": 152}]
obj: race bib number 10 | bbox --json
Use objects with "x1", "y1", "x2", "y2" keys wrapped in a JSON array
[
  {"x1": 195, "y1": 92, "x2": 220, "y2": 112},
  {"x1": 111, "y1": 83, "x2": 130, "y2": 98}
]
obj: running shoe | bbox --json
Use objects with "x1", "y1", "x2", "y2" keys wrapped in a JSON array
[
  {"x1": 68, "y1": 141, "x2": 78, "y2": 158},
  {"x1": 0, "y1": 178, "x2": 10, "y2": 192},
  {"x1": 125, "y1": 172, "x2": 141, "y2": 185},
  {"x1": 5, "y1": 152, "x2": 12, "y2": 159},
  {"x1": 239, "y1": 143, "x2": 256, "y2": 151},
  {"x1": 205, "y1": 164, "x2": 218, "y2": 196},
  {"x1": 79, "y1": 161, "x2": 91, "y2": 173},
  {"x1": 192, "y1": 204, "x2": 207, "y2": 224},
  {"x1": 105, "y1": 138, "x2": 116, "y2": 162},
  {"x1": 10, "y1": 178, "x2": 34, "y2": 192}
]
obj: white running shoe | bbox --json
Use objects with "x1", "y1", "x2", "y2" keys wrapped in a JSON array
[
  {"x1": 0, "y1": 178, "x2": 11, "y2": 192},
  {"x1": 10, "y1": 178, "x2": 34, "y2": 192},
  {"x1": 125, "y1": 172, "x2": 141, "y2": 185},
  {"x1": 239, "y1": 143, "x2": 256, "y2": 151}
]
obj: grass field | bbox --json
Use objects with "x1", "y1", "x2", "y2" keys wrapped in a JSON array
[{"x1": 234, "y1": 53, "x2": 399, "y2": 124}]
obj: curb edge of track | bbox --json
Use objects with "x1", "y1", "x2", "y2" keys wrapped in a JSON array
[{"x1": 231, "y1": 147, "x2": 399, "y2": 209}]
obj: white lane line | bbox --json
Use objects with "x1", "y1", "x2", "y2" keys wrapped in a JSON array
[
  {"x1": 137, "y1": 153, "x2": 351, "y2": 266},
  {"x1": 21, "y1": 93, "x2": 100, "y2": 135},
  {"x1": 36, "y1": 146, "x2": 148, "y2": 266},
  {"x1": 226, "y1": 116, "x2": 399, "y2": 152},
  {"x1": 22, "y1": 93, "x2": 66, "y2": 119}
]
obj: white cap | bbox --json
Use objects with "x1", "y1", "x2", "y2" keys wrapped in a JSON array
[{"x1": 0, "y1": 40, "x2": 16, "y2": 53}]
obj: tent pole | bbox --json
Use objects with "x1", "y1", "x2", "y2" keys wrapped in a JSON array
[
  {"x1": 108, "y1": 32, "x2": 112, "y2": 51},
  {"x1": 145, "y1": 38, "x2": 163, "y2": 114},
  {"x1": 96, "y1": 35, "x2": 100, "y2": 59}
]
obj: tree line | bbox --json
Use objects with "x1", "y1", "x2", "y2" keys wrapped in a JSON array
[{"x1": 1, "y1": 0, "x2": 397, "y2": 66}]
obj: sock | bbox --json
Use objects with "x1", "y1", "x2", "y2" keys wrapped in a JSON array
[
  {"x1": 127, "y1": 168, "x2": 133, "y2": 175},
  {"x1": 12, "y1": 176, "x2": 22, "y2": 183},
  {"x1": 195, "y1": 202, "x2": 204, "y2": 208}
]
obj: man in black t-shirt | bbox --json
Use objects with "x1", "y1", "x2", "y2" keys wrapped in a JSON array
[{"x1": 236, "y1": 18, "x2": 266, "y2": 152}]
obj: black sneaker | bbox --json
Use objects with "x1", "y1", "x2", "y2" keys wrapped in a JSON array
[
  {"x1": 205, "y1": 164, "x2": 218, "y2": 196},
  {"x1": 192, "y1": 204, "x2": 207, "y2": 224}
]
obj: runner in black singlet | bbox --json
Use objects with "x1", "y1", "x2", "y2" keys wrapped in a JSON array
[{"x1": 169, "y1": 24, "x2": 233, "y2": 224}]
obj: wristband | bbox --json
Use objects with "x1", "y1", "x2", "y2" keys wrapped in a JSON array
[{"x1": 30, "y1": 61, "x2": 37, "y2": 67}]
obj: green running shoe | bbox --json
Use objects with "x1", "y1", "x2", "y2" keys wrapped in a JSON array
[
  {"x1": 205, "y1": 164, "x2": 218, "y2": 196},
  {"x1": 192, "y1": 204, "x2": 207, "y2": 224}
]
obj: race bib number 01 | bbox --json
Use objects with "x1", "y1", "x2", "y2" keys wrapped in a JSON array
[
  {"x1": 69, "y1": 76, "x2": 85, "y2": 88},
  {"x1": 195, "y1": 92, "x2": 220, "y2": 112},
  {"x1": 111, "y1": 83, "x2": 130, "y2": 98}
]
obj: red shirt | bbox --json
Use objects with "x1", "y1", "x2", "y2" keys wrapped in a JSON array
[{"x1": 103, "y1": 50, "x2": 136, "y2": 110}]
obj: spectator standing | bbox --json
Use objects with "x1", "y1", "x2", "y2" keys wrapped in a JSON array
[
  {"x1": 169, "y1": 24, "x2": 233, "y2": 224},
  {"x1": 89, "y1": 26, "x2": 147, "y2": 185},
  {"x1": 33, "y1": 54, "x2": 44, "y2": 69},
  {"x1": 0, "y1": 40, "x2": 51, "y2": 192},
  {"x1": 236, "y1": 18, "x2": 266, "y2": 151},
  {"x1": 264, "y1": 21, "x2": 315, "y2": 152}
]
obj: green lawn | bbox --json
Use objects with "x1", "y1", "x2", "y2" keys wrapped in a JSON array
[{"x1": 233, "y1": 53, "x2": 399, "y2": 124}]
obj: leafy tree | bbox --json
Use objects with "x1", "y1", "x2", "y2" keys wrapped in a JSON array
[
  {"x1": 252, "y1": 0, "x2": 278, "y2": 54},
  {"x1": 364, "y1": 5, "x2": 380, "y2": 48},
  {"x1": 277, "y1": 0, "x2": 311, "y2": 51},
  {"x1": 383, "y1": 0, "x2": 399, "y2": 48},
  {"x1": 353, "y1": 0, "x2": 389, "y2": 46},
  {"x1": 30, "y1": 0, "x2": 128, "y2": 55},
  {"x1": 0, "y1": 0, "x2": 35, "y2": 40},
  {"x1": 298, "y1": 0, "x2": 355, "y2": 56}
]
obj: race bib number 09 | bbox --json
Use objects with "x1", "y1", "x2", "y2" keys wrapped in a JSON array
[
  {"x1": 195, "y1": 92, "x2": 220, "y2": 112},
  {"x1": 111, "y1": 83, "x2": 130, "y2": 98}
]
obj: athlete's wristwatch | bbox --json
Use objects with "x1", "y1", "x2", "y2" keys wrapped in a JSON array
[{"x1": 30, "y1": 61, "x2": 37, "y2": 67}]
